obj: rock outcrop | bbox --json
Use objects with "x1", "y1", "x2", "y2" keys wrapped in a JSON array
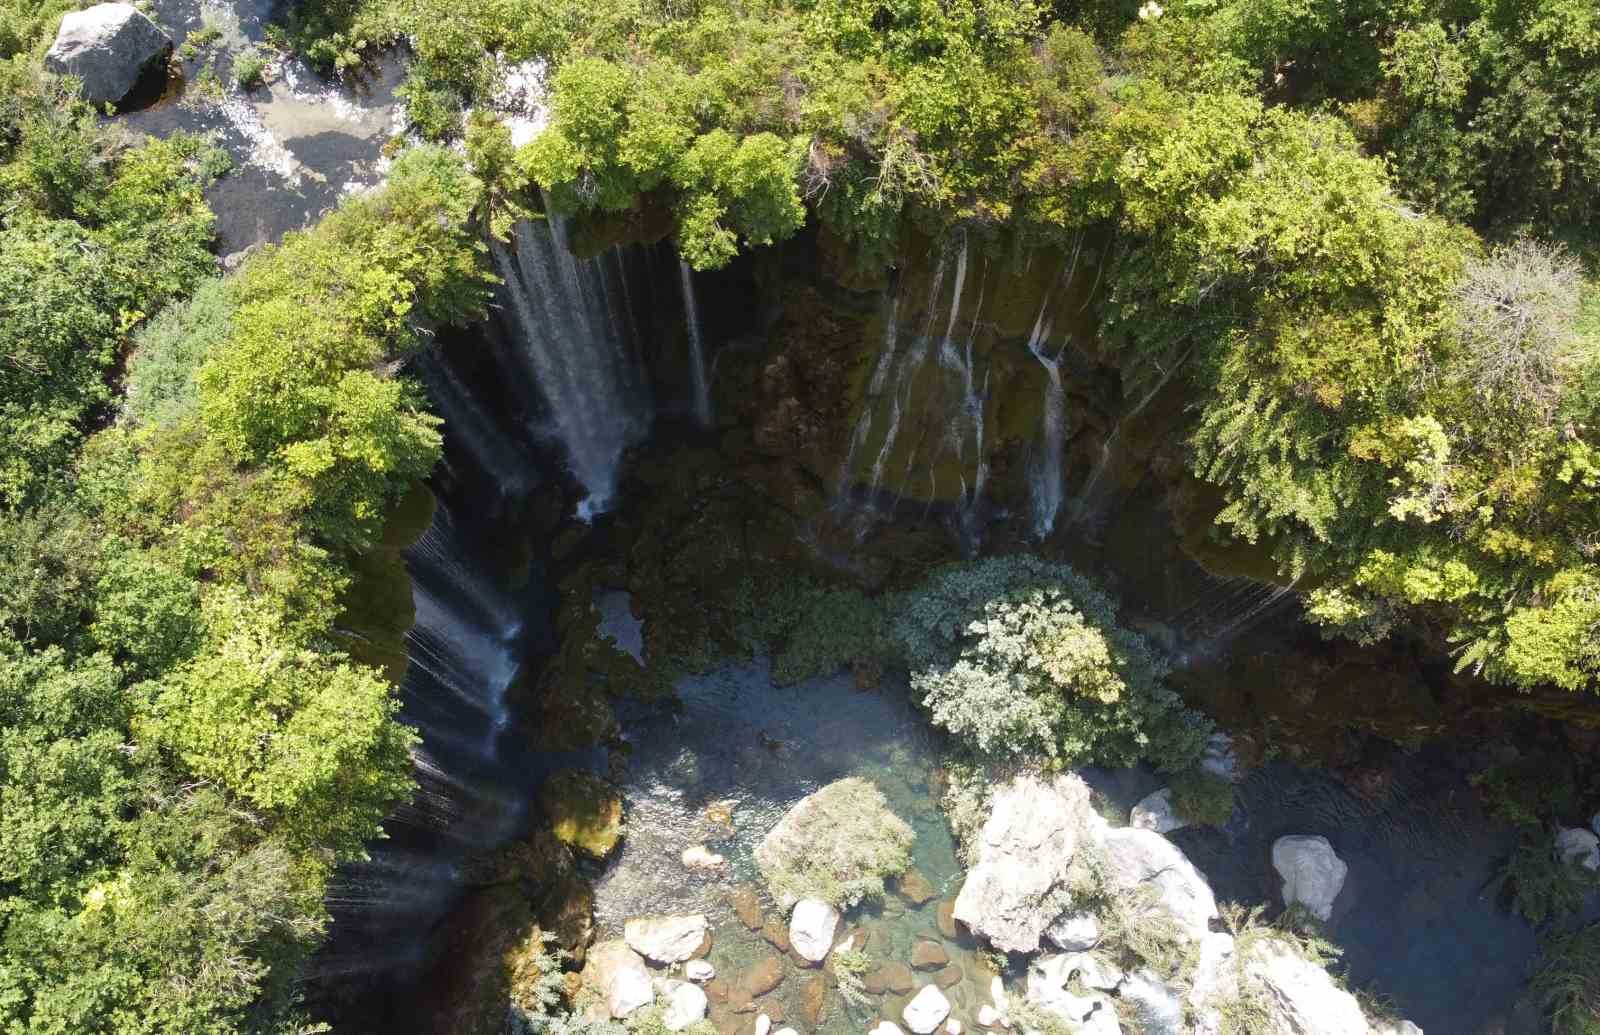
[
  {"x1": 1130, "y1": 788, "x2": 1187, "y2": 834},
  {"x1": 1272, "y1": 835, "x2": 1348, "y2": 921},
  {"x1": 1244, "y1": 941, "x2": 1371, "y2": 1035},
  {"x1": 952, "y1": 773, "x2": 1094, "y2": 952},
  {"x1": 1101, "y1": 826, "x2": 1218, "y2": 940},
  {"x1": 624, "y1": 914, "x2": 709, "y2": 964},
  {"x1": 45, "y1": 3, "x2": 171, "y2": 105}
]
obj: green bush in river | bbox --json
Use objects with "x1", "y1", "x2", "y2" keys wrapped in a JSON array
[
  {"x1": 1169, "y1": 767, "x2": 1236, "y2": 827},
  {"x1": 1530, "y1": 923, "x2": 1600, "y2": 1035},
  {"x1": 890, "y1": 556, "x2": 1211, "y2": 772},
  {"x1": 755, "y1": 776, "x2": 915, "y2": 909}
]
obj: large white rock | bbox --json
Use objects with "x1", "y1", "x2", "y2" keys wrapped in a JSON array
[
  {"x1": 660, "y1": 980, "x2": 709, "y2": 1031},
  {"x1": 1044, "y1": 910, "x2": 1102, "y2": 951},
  {"x1": 1245, "y1": 941, "x2": 1370, "y2": 1035},
  {"x1": 1556, "y1": 827, "x2": 1600, "y2": 872},
  {"x1": 789, "y1": 897, "x2": 840, "y2": 962},
  {"x1": 976, "y1": 1005, "x2": 1002, "y2": 1028},
  {"x1": 1272, "y1": 835, "x2": 1349, "y2": 921},
  {"x1": 953, "y1": 773, "x2": 1097, "y2": 952},
  {"x1": 1131, "y1": 787, "x2": 1188, "y2": 834},
  {"x1": 902, "y1": 985, "x2": 952, "y2": 1035},
  {"x1": 624, "y1": 914, "x2": 709, "y2": 964},
  {"x1": 1102, "y1": 826, "x2": 1218, "y2": 940},
  {"x1": 872, "y1": 1023, "x2": 906, "y2": 1035},
  {"x1": 755, "y1": 1014, "x2": 772, "y2": 1035},
  {"x1": 45, "y1": 4, "x2": 171, "y2": 105},
  {"x1": 685, "y1": 959, "x2": 715, "y2": 982},
  {"x1": 585, "y1": 940, "x2": 654, "y2": 1019}
]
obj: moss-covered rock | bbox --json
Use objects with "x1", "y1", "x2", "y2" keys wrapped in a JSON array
[
  {"x1": 541, "y1": 769, "x2": 625, "y2": 860},
  {"x1": 755, "y1": 777, "x2": 915, "y2": 911}
]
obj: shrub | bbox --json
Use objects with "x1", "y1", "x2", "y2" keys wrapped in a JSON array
[
  {"x1": 891, "y1": 556, "x2": 1210, "y2": 771},
  {"x1": 126, "y1": 276, "x2": 234, "y2": 428},
  {"x1": 1169, "y1": 768, "x2": 1236, "y2": 827},
  {"x1": 755, "y1": 777, "x2": 915, "y2": 909},
  {"x1": 1489, "y1": 830, "x2": 1598, "y2": 925},
  {"x1": 1530, "y1": 923, "x2": 1600, "y2": 1035},
  {"x1": 234, "y1": 47, "x2": 267, "y2": 90}
]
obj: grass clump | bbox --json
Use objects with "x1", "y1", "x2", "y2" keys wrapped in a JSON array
[
  {"x1": 755, "y1": 776, "x2": 915, "y2": 909},
  {"x1": 1530, "y1": 923, "x2": 1600, "y2": 1035},
  {"x1": 1169, "y1": 768, "x2": 1236, "y2": 827},
  {"x1": 234, "y1": 47, "x2": 267, "y2": 90}
]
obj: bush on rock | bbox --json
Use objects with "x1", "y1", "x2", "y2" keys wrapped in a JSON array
[{"x1": 755, "y1": 777, "x2": 915, "y2": 911}]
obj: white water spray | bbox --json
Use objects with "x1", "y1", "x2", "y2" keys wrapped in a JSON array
[{"x1": 678, "y1": 258, "x2": 713, "y2": 427}]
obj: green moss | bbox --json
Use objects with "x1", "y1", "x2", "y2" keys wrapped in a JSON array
[
  {"x1": 754, "y1": 777, "x2": 915, "y2": 908},
  {"x1": 540, "y1": 769, "x2": 625, "y2": 861},
  {"x1": 1168, "y1": 768, "x2": 1235, "y2": 827}
]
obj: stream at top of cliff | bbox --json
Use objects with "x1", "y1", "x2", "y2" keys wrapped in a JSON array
[{"x1": 592, "y1": 647, "x2": 1570, "y2": 1035}]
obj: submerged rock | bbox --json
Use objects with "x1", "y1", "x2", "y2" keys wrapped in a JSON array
[
  {"x1": 902, "y1": 985, "x2": 952, "y2": 1035},
  {"x1": 1130, "y1": 788, "x2": 1187, "y2": 834},
  {"x1": 625, "y1": 914, "x2": 709, "y2": 964},
  {"x1": 45, "y1": 3, "x2": 170, "y2": 105},
  {"x1": 953, "y1": 773, "x2": 1094, "y2": 952},
  {"x1": 911, "y1": 939, "x2": 949, "y2": 970},
  {"x1": 789, "y1": 897, "x2": 841, "y2": 962},
  {"x1": 1272, "y1": 835, "x2": 1349, "y2": 921},
  {"x1": 936, "y1": 899, "x2": 961, "y2": 939},
  {"x1": 682, "y1": 844, "x2": 727, "y2": 870},
  {"x1": 542, "y1": 769, "x2": 625, "y2": 860},
  {"x1": 898, "y1": 867, "x2": 937, "y2": 905},
  {"x1": 865, "y1": 961, "x2": 916, "y2": 996},
  {"x1": 729, "y1": 886, "x2": 765, "y2": 930}
]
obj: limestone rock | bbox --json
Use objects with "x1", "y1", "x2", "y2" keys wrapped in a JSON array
[
  {"x1": 682, "y1": 845, "x2": 727, "y2": 870},
  {"x1": 789, "y1": 898, "x2": 840, "y2": 963},
  {"x1": 583, "y1": 940, "x2": 653, "y2": 1019},
  {"x1": 625, "y1": 914, "x2": 709, "y2": 964},
  {"x1": 1131, "y1": 788, "x2": 1188, "y2": 834},
  {"x1": 1044, "y1": 911, "x2": 1100, "y2": 951},
  {"x1": 1556, "y1": 827, "x2": 1600, "y2": 872},
  {"x1": 1244, "y1": 941, "x2": 1369, "y2": 1035},
  {"x1": 686, "y1": 960, "x2": 716, "y2": 982},
  {"x1": 45, "y1": 3, "x2": 171, "y2": 105},
  {"x1": 953, "y1": 773, "x2": 1095, "y2": 953},
  {"x1": 755, "y1": 777, "x2": 915, "y2": 911},
  {"x1": 1184, "y1": 933, "x2": 1238, "y2": 1035},
  {"x1": 662, "y1": 980, "x2": 709, "y2": 1031},
  {"x1": 1272, "y1": 835, "x2": 1349, "y2": 921},
  {"x1": 911, "y1": 939, "x2": 949, "y2": 971},
  {"x1": 542, "y1": 770, "x2": 625, "y2": 860},
  {"x1": 1102, "y1": 827, "x2": 1218, "y2": 940},
  {"x1": 902, "y1": 985, "x2": 952, "y2": 1035}
]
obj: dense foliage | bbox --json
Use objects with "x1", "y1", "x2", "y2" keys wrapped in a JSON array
[
  {"x1": 892, "y1": 556, "x2": 1211, "y2": 771},
  {"x1": 0, "y1": 25, "x2": 493, "y2": 1021}
]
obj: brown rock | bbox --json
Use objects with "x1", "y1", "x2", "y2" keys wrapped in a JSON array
[
  {"x1": 743, "y1": 956, "x2": 786, "y2": 997},
  {"x1": 911, "y1": 939, "x2": 949, "y2": 971},
  {"x1": 863, "y1": 961, "x2": 915, "y2": 996},
  {"x1": 935, "y1": 965, "x2": 963, "y2": 989},
  {"x1": 798, "y1": 974, "x2": 829, "y2": 1027},
  {"x1": 758, "y1": 1001, "x2": 785, "y2": 1025},
  {"x1": 897, "y1": 868, "x2": 937, "y2": 906},
  {"x1": 693, "y1": 930, "x2": 714, "y2": 958},
  {"x1": 761, "y1": 917, "x2": 791, "y2": 954},
  {"x1": 727, "y1": 987, "x2": 755, "y2": 1015},
  {"x1": 705, "y1": 979, "x2": 731, "y2": 1003},
  {"x1": 935, "y1": 899, "x2": 960, "y2": 940},
  {"x1": 729, "y1": 886, "x2": 765, "y2": 931}
]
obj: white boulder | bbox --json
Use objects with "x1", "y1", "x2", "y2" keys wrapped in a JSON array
[
  {"x1": 660, "y1": 980, "x2": 708, "y2": 1031},
  {"x1": 977, "y1": 1005, "x2": 1001, "y2": 1028},
  {"x1": 755, "y1": 1014, "x2": 772, "y2": 1035},
  {"x1": 902, "y1": 985, "x2": 952, "y2": 1035},
  {"x1": 953, "y1": 773, "x2": 1098, "y2": 953},
  {"x1": 681, "y1": 845, "x2": 726, "y2": 870},
  {"x1": 1244, "y1": 941, "x2": 1370, "y2": 1035},
  {"x1": 1131, "y1": 787, "x2": 1188, "y2": 834},
  {"x1": 1556, "y1": 827, "x2": 1600, "y2": 872},
  {"x1": 1272, "y1": 835, "x2": 1348, "y2": 921},
  {"x1": 624, "y1": 914, "x2": 709, "y2": 964},
  {"x1": 946, "y1": 1021, "x2": 963, "y2": 1035},
  {"x1": 45, "y1": 4, "x2": 171, "y2": 105},
  {"x1": 871, "y1": 1024, "x2": 906, "y2": 1035},
  {"x1": 684, "y1": 959, "x2": 715, "y2": 982},
  {"x1": 584, "y1": 940, "x2": 654, "y2": 1019},
  {"x1": 1044, "y1": 910, "x2": 1102, "y2": 951},
  {"x1": 1102, "y1": 827, "x2": 1218, "y2": 940},
  {"x1": 789, "y1": 897, "x2": 840, "y2": 962}
]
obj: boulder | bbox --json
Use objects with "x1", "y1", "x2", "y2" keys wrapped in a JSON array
[
  {"x1": 729, "y1": 886, "x2": 765, "y2": 930},
  {"x1": 686, "y1": 960, "x2": 716, "y2": 982},
  {"x1": 934, "y1": 965, "x2": 964, "y2": 989},
  {"x1": 790, "y1": 898, "x2": 840, "y2": 962},
  {"x1": 1102, "y1": 827, "x2": 1218, "y2": 940},
  {"x1": 1244, "y1": 941, "x2": 1369, "y2": 1035},
  {"x1": 953, "y1": 773, "x2": 1095, "y2": 952},
  {"x1": 1272, "y1": 835, "x2": 1349, "y2": 921},
  {"x1": 761, "y1": 917, "x2": 791, "y2": 953},
  {"x1": 1044, "y1": 910, "x2": 1101, "y2": 951},
  {"x1": 743, "y1": 957, "x2": 786, "y2": 997},
  {"x1": 661, "y1": 980, "x2": 709, "y2": 1031},
  {"x1": 946, "y1": 1020, "x2": 963, "y2": 1035},
  {"x1": 542, "y1": 770, "x2": 625, "y2": 860},
  {"x1": 865, "y1": 961, "x2": 916, "y2": 996},
  {"x1": 44, "y1": 3, "x2": 171, "y2": 105},
  {"x1": 898, "y1": 868, "x2": 937, "y2": 905},
  {"x1": 911, "y1": 939, "x2": 950, "y2": 970},
  {"x1": 583, "y1": 940, "x2": 653, "y2": 1019},
  {"x1": 625, "y1": 914, "x2": 709, "y2": 964},
  {"x1": 872, "y1": 1023, "x2": 907, "y2": 1035},
  {"x1": 976, "y1": 1005, "x2": 1002, "y2": 1028},
  {"x1": 755, "y1": 1015, "x2": 772, "y2": 1035},
  {"x1": 682, "y1": 845, "x2": 727, "y2": 870},
  {"x1": 1556, "y1": 827, "x2": 1600, "y2": 872},
  {"x1": 755, "y1": 777, "x2": 915, "y2": 911},
  {"x1": 1130, "y1": 788, "x2": 1187, "y2": 834},
  {"x1": 936, "y1": 899, "x2": 961, "y2": 939},
  {"x1": 902, "y1": 985, "x2": 952, "y2": 1035},
  {"x1": 1183, "y1": 933, "x2": 1238, "y2": 1035}
]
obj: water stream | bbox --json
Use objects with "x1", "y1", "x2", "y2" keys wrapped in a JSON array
[{"x1": 679, "y1": 258, "x2": 715, "y2": 427}]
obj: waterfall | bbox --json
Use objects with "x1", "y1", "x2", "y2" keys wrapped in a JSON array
[
  {"x1": 1026, "y1": 299, "x2": 1064, "y2": 539},
  {"x1": 678, "y1": 258, "x2": 713, "y2": 427},
  {"x1": 836, "y1": 292, "x2": 900, "y2": 498},
  {"x1": 490, "y1": 216, "x2": 652, "y2": 520}
]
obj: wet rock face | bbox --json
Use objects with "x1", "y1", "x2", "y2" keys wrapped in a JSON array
[{"x1": 45, "y1": 3, "x2": 170, "y2": 105}]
